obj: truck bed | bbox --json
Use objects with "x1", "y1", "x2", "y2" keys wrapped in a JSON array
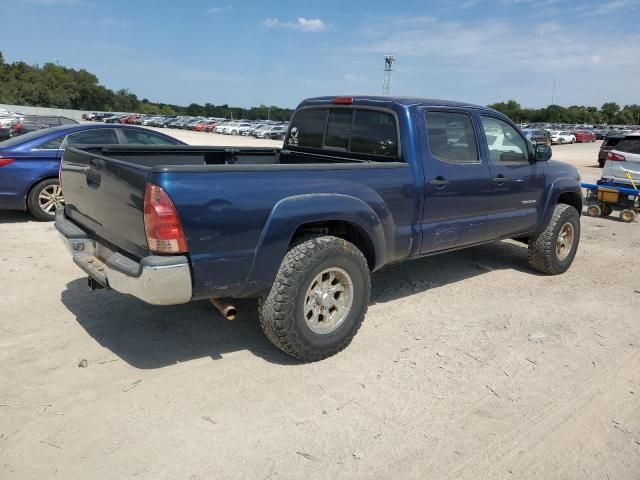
[{"x1": 60, "y1": 145, "x2": 416, "y2": 298}]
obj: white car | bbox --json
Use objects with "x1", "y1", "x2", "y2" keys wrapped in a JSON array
[
  {"x1": 215, "y1": 122, "x2": 237, "y2": 134},
  {"x1": 549, "y1": 131, "x2": 575, "y2": 145},
  {"x1": 602, "y1": 133, "x2": 640, "y2": 187},
  {"x1": 226, "y1": 122, "x2": 253, "y2": 135}
]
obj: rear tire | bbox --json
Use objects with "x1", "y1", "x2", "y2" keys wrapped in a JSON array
[
  {"x1": 27, "y1": 178, "x2": 63, "y2": 221},
  {"x1": 528, "y1": 204, "x2": 580, "y2": 275},
  {"x1": 258, "y1": 235, "x2": 370, "y2": 362},
  {"x1": 620, "y1": 209, "x2": 637, "y2": 223}
]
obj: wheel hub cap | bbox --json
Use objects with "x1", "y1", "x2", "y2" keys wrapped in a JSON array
[
  {"x1": 304, "y1": 268, "x2": 354, "y2": 335},
  {"x1": 38, "y1": 185, "x2": 64, "y2": 213},
  {"x1": 556, "y1": 222, "x2": 574, "y2": 261}
]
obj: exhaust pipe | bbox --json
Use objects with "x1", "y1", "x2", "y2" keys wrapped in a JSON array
[{"x1": 210, "y1": 299, "x2": 237, "y2": 321}]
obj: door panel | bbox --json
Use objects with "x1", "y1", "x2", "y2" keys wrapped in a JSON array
[
  {"x1": 419, "y1": 109, "x2": 493, "y2": 254},
  {"x1": 478, "y1": 115, "x2": 546, "y2": 238}
]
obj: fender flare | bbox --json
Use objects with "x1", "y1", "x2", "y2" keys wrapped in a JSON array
[
  {"x1": 242, "y1": 193, "x2": 390, "y2": 296},
  {"x1": 537, "y1": 178, "x2": 582, "y2": 234}
]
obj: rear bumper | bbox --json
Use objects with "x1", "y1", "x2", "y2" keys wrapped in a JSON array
[{"x1": 55, "y1": 209, "x2": 192, "y2": 305}]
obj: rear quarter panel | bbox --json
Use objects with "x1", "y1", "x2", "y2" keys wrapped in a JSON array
[
  {"x1": 0, "y1": 152, "x2": 60, "y2": 210},
  {"x1": 153, "y1": 164, "x2": 419, "y2": 299}
]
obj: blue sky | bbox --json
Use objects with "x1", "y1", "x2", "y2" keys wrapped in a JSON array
[{"x1": 1, "y1": 0, "x2": 639, "y2": 108}]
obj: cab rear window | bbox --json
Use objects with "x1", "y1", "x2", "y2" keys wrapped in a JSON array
[{"x1": 287, "y1": 107, "x2": 399, "y2": 159}]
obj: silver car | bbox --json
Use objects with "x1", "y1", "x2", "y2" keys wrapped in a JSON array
[{"x1": 603, "y1": 133, "x2": 640, "y2": 186}]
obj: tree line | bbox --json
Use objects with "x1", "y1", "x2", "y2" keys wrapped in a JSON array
[
  {"x1": 0, "y1": 51, "x2": 293, "y2": 121},
  {"x1": 1, "y1": 51, "x2": 638, "y2": 125},
  {"x1": 488, "y1": 100, "x2": 640, "y2": 126}
]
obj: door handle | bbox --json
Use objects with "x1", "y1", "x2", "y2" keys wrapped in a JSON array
[
  {"x1": 429, "y1": 177, "x2": 449, "y2": 188},
  {"x1": 492, "y1": 175, "x2": 506, "y2": 184}
]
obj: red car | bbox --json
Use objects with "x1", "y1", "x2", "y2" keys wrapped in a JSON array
[
  {"x1": 200, "y1": 121, "x2": 219, "y2": 132},
  {"x1": 572, "y1": 130, "x2": 596, "y2": 143}
]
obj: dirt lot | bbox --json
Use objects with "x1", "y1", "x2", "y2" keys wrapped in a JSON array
[{"x1": 1, "y1": 136, "x2": 639, "y2": 480}]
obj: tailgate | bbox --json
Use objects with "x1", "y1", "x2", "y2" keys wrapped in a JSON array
[{"x1": 60, "y1": 147, "x2": 150, "y2": 258}]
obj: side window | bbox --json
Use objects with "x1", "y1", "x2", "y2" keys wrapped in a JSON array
[
  {"x1": 424, "y1": 111, "x2": 478, "y2": 164},
  {"x1": 36, "y1": 136, "x2": 64, "y2": 150},
  {"x1": 66, "y1": 129, "x2": 119, "y2": 146},
  {"x1": 350, "y1": 110, "x2": 398, "y2": 157},
  {"x1": 325, "y1": 109, "x2": 352, "y2": 150},
  {"x1": 480, "y1": 116, "x2": 528, "y2": 164},
  {"x1": 288, "y1": 109, "x2": 327, "y2": 148},
  {"x1": 59, "y1": 117, "x2": 77, "y2": 125},
  {"x1": 121, "y1": 129, "x2": 176, "y2": 145}
]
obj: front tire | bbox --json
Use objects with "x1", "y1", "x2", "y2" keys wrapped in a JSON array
[
  {"x1": 528, "y1": 204, "x2": 580, "y2": 275},
  {"x1": 258, "y1": 235, "x2": 370, "y2": 362},
  {"x1": 27, "y1": 178, "x2": 63, "y2": 221}
]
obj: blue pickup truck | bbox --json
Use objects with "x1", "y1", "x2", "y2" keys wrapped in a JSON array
[{"x1": 55, "y1": 96, "x2": 582, "y2": 361}]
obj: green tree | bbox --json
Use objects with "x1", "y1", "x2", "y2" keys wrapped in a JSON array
[{"x1": 600, "y1": 102, "x2": 620, "y2": 123}]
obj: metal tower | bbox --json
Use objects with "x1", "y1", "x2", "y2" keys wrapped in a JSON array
[{"x1": 382, "y1": 55, "x2": 395, "y2": 95}]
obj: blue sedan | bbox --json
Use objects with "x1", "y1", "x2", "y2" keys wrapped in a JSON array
[{"x1": 0, "y1": 124, "x2": 185, "y2": 221}]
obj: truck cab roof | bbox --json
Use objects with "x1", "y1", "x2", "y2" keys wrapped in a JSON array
[{"x1": 299, "y1": 95, "x2": 495, "y2": 113}]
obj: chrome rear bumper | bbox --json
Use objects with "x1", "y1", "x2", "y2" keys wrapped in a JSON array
[{"x1": 55, "y1": 209, "x2": 192, "y2": 305}]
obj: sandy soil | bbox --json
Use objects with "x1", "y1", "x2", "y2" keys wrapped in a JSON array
[{"x1": 1, "y1": 137, "x2": 639, "y2": 480}]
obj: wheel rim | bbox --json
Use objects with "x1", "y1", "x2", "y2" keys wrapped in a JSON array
[
  {"x1": 556, "y1": 222, "x2": 575, "y2": 261},
  {"x1": 38, "y1": 184, "x2": 64, "y2": 213},
  {"x1": 304, "y1": 268, "x2": 354, "y2": 335}
]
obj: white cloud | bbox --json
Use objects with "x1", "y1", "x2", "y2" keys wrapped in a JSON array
[
  {"x1": 347, "y1": 15, "x2": 640, "y2": 106},
  {"x1": 207, "y1": 5, "x2": 232, "y2": 16},
  {"x1": 263, "y1": 17, "x2": 326, "y2": 32},
  {"x1": 587, "y1": 0, "x2": 638, "y2": 15}
]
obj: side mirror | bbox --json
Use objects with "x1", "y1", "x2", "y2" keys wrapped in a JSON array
[{"x1": 535, "y1": 143, "x2": 552, "y2": 162}]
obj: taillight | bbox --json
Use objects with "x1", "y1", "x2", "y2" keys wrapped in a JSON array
[
  {"x1": 332, "y1": 96, "x2": 353, "y2": 105},
  {"x1": 0, "y1": 158, "x2": 15, "y2": 167},
  {"x1": 607, "y1": 152, "x2": 625, "y2": 162},
  {"x1": 14, "y1": 123, "x2": 22, "y2": 131},
  {"x1": 143, "y1": 183, "x2": 188, "y2": 254}
]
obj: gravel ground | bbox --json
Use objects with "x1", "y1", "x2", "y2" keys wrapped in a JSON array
[{"x1": 1, "y1": 135, "x2": 639, "y2": 480}]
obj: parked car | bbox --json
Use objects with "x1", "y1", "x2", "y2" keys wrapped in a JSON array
[
  {"x1": 55, "y1": 95, "x2": 582, "y2": 361},
  {"x1": 0, "y1": 124, "x2": 185, "y2": 221},
  {"x1": 597, "y1": 134, "x2": 625, "y2": 167},
  {"x1": 572, "y1": 130, "x2": 596, "y2": 143},
  {"x1": 549, "y1": 131, "x2": 576, "y2": 145},
  {"x1": 0, "y1": 117, "x2": 15, "y2": 140},
  {"x1": 15, "y1": 115, "x2": 79, "y2": 135},
  {"x1": 261, "y1": 125, "x2": 288, "y2": 140},
  {"x1": 214, "y1": 122, "x2": 234, "y2": 134},
  {"x1": 522, "y1": 129, "x2": 551, "y2": 145},
  {"x1": 222, "y1": 122, "x2": 252, "y2": 135},
  {"x1": 91, "y1": 113, "x2": 113, "y2": 122},
  {"x1": 203, "y1": 121, "x2": 220, "y2": 132},
  {"x1": 104, "y1": 114, "x2": 128, "y2": 124},
  {"x1": 0, "y1": 125, "x2": 11, "y2": 141},
  {"x1": 602, "y1": 133, "x2": 640, "y2": 186}
]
